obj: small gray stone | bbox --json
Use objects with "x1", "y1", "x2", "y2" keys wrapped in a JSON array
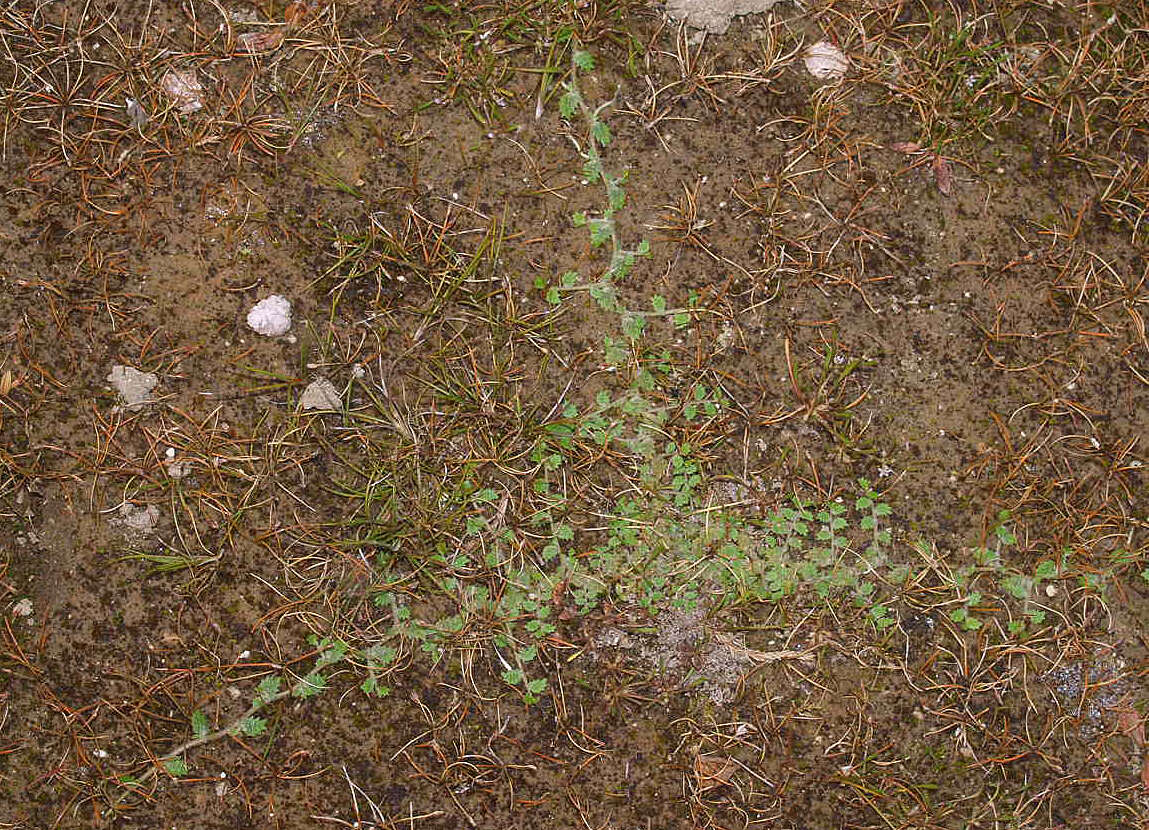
[
  {"x1": 108, "y1": 365, "x2": 158, "y2": 409},
  {"x1": 114, "y1": 503, "x2": 160, "y2": 538},
  {"x1": 246, "y1": 295, "x2": 292, "y2": 336},
  {"x1": 299, "y1": 377, "x2": 342, "y2": 411},
  {"x1": 664, "y1": 0, "x2": 782, "y2": 35}
]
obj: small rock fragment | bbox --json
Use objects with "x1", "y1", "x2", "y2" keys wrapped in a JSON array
[
  {"x1": 804, "y1": 41, "x2": 849, "y2": 81},
  {"x1": 246, "y1": 295, "x2": 292, "y2": 336},
  {"x1": 664, "y1": 0, "x2": 781, "y2": 35},
  {"x1": 108, "y1": 365, "x2": 159, "y2": 409},
  {"x1": 299, "y1": 377, "x2": 342, "y2": 411},
  {"x1": 125, "y1": 97, "x2": 148, "y2": 127},
  {"x1": 114, "y1": 503, "x2": 161, "y2": 538}
]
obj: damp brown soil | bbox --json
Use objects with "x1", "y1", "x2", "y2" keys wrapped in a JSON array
[{"x1": 1, "y1": 1, "x2": 1147, "y2": 827}]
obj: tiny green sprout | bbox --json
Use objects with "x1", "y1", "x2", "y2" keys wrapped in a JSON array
[
  {"x1": 239, "y1": 716, "x2": 268, "y2": 737},
  {"x1": 311, "y1": 638, "x2": 348, "y2": 669},
  {"x1": 559, "y1": 89, "x2": 581, "y2": 119},
  {"x1": 526, "y1": 677, "x2": 548, "y2": 701},
  {"x1": 588, "y1": 218, "x2": 612, "y2": 247},
  {"x1": 1079, "y1": 572, "x2": 1107, "y2": 593},
  {"x1": 603, "y1": 336, "x2": 628, "y2": 365},
  {"x1": 589, "y1": 281, "x2": 620, "y2": 311},
  {"x1": 605, "y1": 176, "x2": 625, "y2": 209},
  {"x1": 293, "y1": 671, "x2": 328, "y2": 699},
  {"x1": 949, "y1": 606, "x2": 982, "y2": 631},
  {"x1": 583, "y1": 153, "x2": 604, "y2": 184},
  {"x1": 163, "y1": 757, "x2": 189, "y2": 777},
  {"x1": 191, "y1": 710, "x2": 210, "y2": 739},
  {"x1": 994, "y1": 509, "x2": 1017, "y2": 546},
  {"x1": 361, "y1": 675, "x2": 391, "y2": 697},
  {"x1": 622, "y1": 313, "x2": 646, "y2": 340},
  {"x1": 254, "y1": 675, "x2": 282, "y2": 706},
  {"x1": 573, "y1": 50, "x2": 595, "y2": 71},
  {"x1": 869, "y1": 603, "x2": 895, "y2": 630},
  {"x1": 1001, "y1": 574, "x2": 1031, "y2": 600},
  {"x1": 972, "y1": 546, "x2": 1001, "y2": 569}
]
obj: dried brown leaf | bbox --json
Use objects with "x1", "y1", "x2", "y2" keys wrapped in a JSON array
[
  {"x1": 1142, "y1": 755, "x2": 1149, "y2": 792},
  {"x1": 1116, "y1": 708, "x2": 1146, "y2": 747},
  {"x1": 284, "y1": 1, "x2": 310, "y2": 25},
  {"x1": 889, "y1": 141, "x2": 922, "y2": 154},
  {"x1": 237, "y1": 28, "x2": 286, "y2": 54},
  {"x1": 932, "y1": 154, "x2": 954, "y2": 196},
  {"x1": 694, "y1": 754, "x2": 737, "y2": 790},
  {"x1": 160, "y1": 69, "x2": 204, "y2": 114}
]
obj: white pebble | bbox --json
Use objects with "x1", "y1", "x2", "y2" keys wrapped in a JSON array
[{"x1": 246, "y1": 295, "x2": 292, "y2": 337}]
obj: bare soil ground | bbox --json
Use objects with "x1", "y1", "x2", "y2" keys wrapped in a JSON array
[{"x1": 1, "y1": 0, "x2": 1147, "y2": 827}]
